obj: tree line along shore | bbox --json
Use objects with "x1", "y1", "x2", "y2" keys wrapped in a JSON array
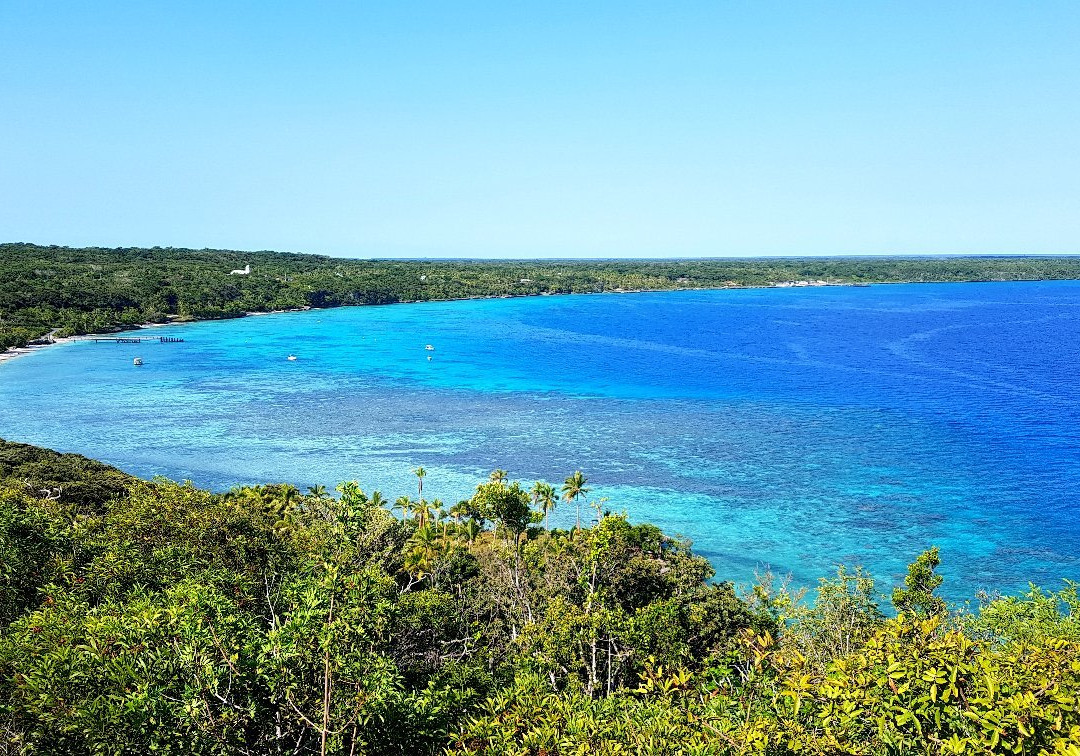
[
  {"x1": 4, "y1": 243, "x2": 1080, "y2": 354},
  {"x1": 0, "y1": 438, "x2": 1077, "y2": 754}
]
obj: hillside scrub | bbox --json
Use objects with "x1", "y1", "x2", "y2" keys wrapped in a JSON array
[{"x1": 0, "y1": 439, "x2": 1077, "y2": 754}]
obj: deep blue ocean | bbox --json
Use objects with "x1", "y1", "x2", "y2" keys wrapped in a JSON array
[{"x1": 2, "y1": 282, "x2": 1078, "y2": 599}]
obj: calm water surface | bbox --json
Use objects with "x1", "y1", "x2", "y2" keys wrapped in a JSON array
[{"x1": 2, "y1": 282, "x2": 1078, "y2": 598}]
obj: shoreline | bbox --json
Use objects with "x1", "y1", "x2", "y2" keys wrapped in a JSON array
[
  {"x1": 0, "y1": 334, "x2": 77, "y2": 365},
  {"x1": 0, "y1": 319, "x2": 184, "y2": 365},
  {"x1": 0, "y1": 277, "x2": 1072, "y2": 366},
  {"x1": 0, "y1": 308, "x2": 315, "y2": 365}
]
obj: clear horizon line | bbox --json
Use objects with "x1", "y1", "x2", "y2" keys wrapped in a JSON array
[{"x1": 5, "y1": 241, "x2": 1080, "y2": 262}]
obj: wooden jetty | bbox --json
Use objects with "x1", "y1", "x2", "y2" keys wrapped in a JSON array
[{"x1": 78, "y1": 336, "x2": 186, "y2": 344}]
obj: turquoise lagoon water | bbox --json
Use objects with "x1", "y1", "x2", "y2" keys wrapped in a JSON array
[{"x1": 1, "y1": 282, "x2": 1078, "y2": 599}]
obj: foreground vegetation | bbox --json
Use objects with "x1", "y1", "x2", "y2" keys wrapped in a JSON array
[
  {"x1": 4, "y1": 243, "x2": 1080, "y2": 352},
  {"x1": 1, "y1": 439, "x2": 1078, "y2": 754}
]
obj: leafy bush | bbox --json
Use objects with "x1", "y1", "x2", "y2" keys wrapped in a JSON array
[{"x1": 0, "y1": 444, "x2": 1077, "y2": 755}]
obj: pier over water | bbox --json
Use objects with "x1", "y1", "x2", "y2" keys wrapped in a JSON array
[{"x1": 76, "y1": 336, "x2": 186, "y2": 344}]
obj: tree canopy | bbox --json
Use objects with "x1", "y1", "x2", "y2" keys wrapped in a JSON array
[
  {"x1": 0, "y1": 440, "x2": 1077, "y2": 754},
  {"x1": 5, "y1": 242, "x2": 1080, "y2": 352}
]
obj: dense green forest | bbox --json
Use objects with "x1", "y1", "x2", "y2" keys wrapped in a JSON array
[
  {"x1": 4, "y1": 243, "x2": 1080, "y2": 352},
  {"x1": 0, "y1": 439, "x2": 1077, "y2": 754}
]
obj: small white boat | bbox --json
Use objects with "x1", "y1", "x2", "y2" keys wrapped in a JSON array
[
  {"x1": 425, "y1": 344, "x2": 435, "y2": 351},
  {"x1": 427, "y1": 355, "x2": 432, "y2": 361},
  {"x1": 287, "y1": 355, "x2": 297, "y2": 361},
  {"x1": 133, "y1": 357, "x2": 143, "y2": 366}
]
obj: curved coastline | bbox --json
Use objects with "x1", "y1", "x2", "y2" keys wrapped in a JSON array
[
  {"x1": 0, "y1": 275, "x2": 1066, "y2": 366},
  {"x1": 1, "y1": 280, "x2": 1079, "y2": 599},
  {"x1": 0, "y1": 285, "x2": 725, "y2": 365}
]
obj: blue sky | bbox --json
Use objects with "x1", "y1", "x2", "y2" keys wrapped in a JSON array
[{"x1": 1, "y1": 2, "x2": 1078, "y2": 258}]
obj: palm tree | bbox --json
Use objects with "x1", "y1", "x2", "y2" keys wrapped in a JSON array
[
  {"x1": 408, "y1": 524, "x2": 440, "y2": 553},
  {"x1": 561, "y1": 471, "x2": 589, "y2": 531},
  {"x1": 266, "y1": 484, "x2": 301, "y2": 534},
  {"x1": 403, "y1": 548, "x2": 430, "y2": 582},
  {"x1": 307, "y1": 484, "x2": 328, "y2": 500},
  {"x1": 393, "y1": 495, "x2": 411, "y2": 524},
  {"x1": 489, "y1": 469, "x2": 508, "y2": 485},
  {"x1": 276, "y1": 484, "x2": 301, "y2": 508},
  {"x1": 532, "y1": 481, "x2": 557, "y2": 529},
  {"x1": 448, "y1": 501, "x2": 464, "y2": 524},
  {"x1": 461, "y1": 519, "x2": 481, "y2": 544},
  {"x1": 413, "y1": 466, "x2": 426, "y2": 500},
  {"x1": 412, "y1": 499, "x2": 434, "y2": 529},
  {"x1": 405, "y1": 525, "x2": 449, "y2": 586},
  {"x1": 369, "y1": 490, "x2": 386, "y2": 511}
]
